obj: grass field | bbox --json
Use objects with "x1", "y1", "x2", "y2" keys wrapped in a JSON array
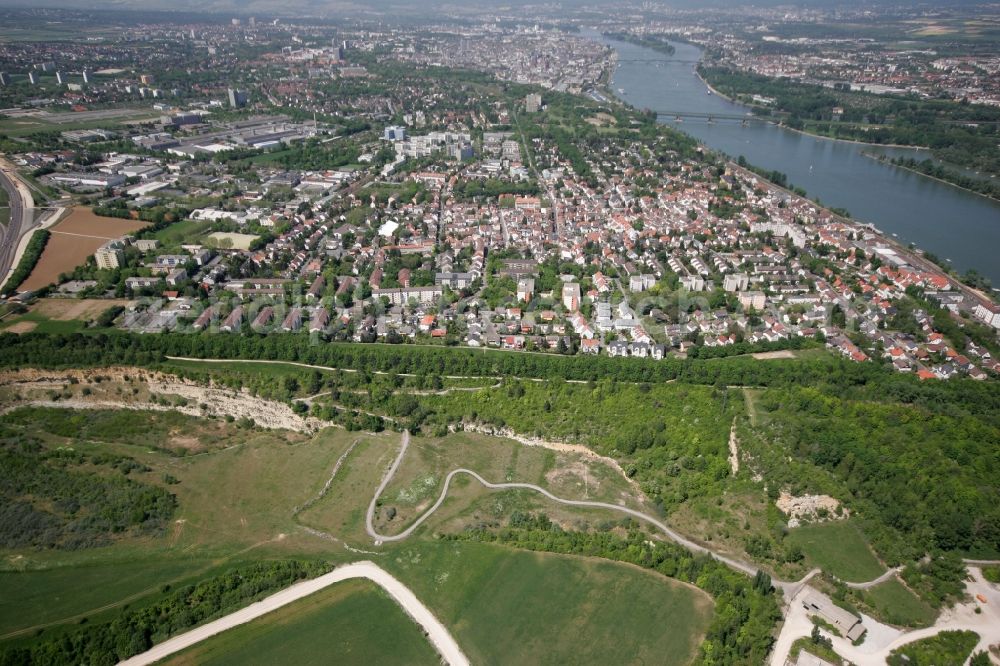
[
  {"x1": 381, "y1": 543, "x2": 712, "y2": 664},
  {"x1": 0, "y1": 393, "x2": 715, "y2": 663},
  {"x1": 0, "y1": 409, "x2": 358, "y2": 639},
  {"x1": 152, "y1": 218, "x2": 215, "y2": 246},
  {"x1": 1, "y1": 405, "x2": 272, "y2": 455},
  {"x1": 0, "y1": 110, "x2": 161, "y2": 137},
  {"x1": 0, "y1": 311, "x2": 83, "y2": 334},
  {"x1": 786, "y1": 520, "x2": 886, "y2": 582},
  {"x1": 157, "y1": 542, "x2": 712, "y2": 666},
  {"x1": 161, "y1": 579, "x2": 440, "y2": 666},
  {"x1": 0, "y1": 298, "x2": 129, "y2": 334},
  {"x1": 0, "y1": 556, "x2": 245, "y2": 641},
  {"x1": 385, "y1": 541, "x2": 713, "y2": 666},
  {"x1": 371, "y1": 430, "x2": 647, "y2": 538},
  {"x1": 858, "y1": 578, "x2": 937, "y2": 627}
]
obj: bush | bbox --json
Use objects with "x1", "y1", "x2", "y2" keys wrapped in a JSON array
[{"x1": 2, "y1": 229, "x2": 50, "y2": 295}]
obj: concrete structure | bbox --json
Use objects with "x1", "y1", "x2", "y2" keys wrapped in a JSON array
[
  {"x1": 802, "y1": 592, "x2": 866, "y2": 642},
  {"x1": 629, "y1": 274, "x2": 656, "y2": 292},
  {"x1": 373, "y1": 286, "x2": 442, "y2": 305},
  {"x1": 738, "y1": 290, "x2": 766, "y2": 311},
  {"x1": 227, "y1": 88, "x2": 248, "y2": 108},
  {"x1": 562, "y1": 282, "x2": 581, "y2": 312},
  {"x1": 95, "y1": 239, "x2": 128, "y2": 270},
  {"x1": 724, "y1": 273, "x2": 750, "y2": 292},
  {"x1": 221, "y1": 306, "x2": 244, "y2": 333},
  {"x1": 383, "y1": 125, "x2": 407, "y2": 141},
  {"x1": 517, "y1": 278, "x2": 534, "y2": 303},
  {"x1": 49, "y1": 172, "x2": 126, "y2": 189},
  {"x1": 973, "y1": 302, "x2": 1000, "y2": 329},
  {"x1": 525, "y1": 93, "x2": 542, "y2": 112}
]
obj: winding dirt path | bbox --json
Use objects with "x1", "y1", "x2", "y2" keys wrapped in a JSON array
[
  {"x1": 118, "y1": 561, "x2": 469, "y2": 666},
  {"x1": 843, "y1": 566, "x2": 904, "y2": 590},
  {"x1": 364, "y1": 432, "x2": 831, "y2": 593},
  {"x1": 364, "y1": 432, "x2": 926, "y2": 601}
]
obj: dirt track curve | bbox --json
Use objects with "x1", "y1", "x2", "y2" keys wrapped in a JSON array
[
  {"x1": 118, "y1": 561, "x2": 469, "y2": 666},
  {"x1": 365, "y1": 431, "x2": 830, "y2": 596}
]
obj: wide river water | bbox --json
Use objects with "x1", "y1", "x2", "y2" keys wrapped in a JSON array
[{"x1": 593, "y1": 33, "x2": 1000, "y2": 285}]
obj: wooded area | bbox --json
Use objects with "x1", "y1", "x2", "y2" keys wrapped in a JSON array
[
  {"x1": 0, "y1": 560, "x2": 328, "y2": 665},
  {"x1": 1, "y1": 229, "x2": 49, "y2": 296},
  {"x1": 0, "y1": 418, "x2": 176, "y2": 550},
  {"x1": 699, "y1": 65, "x2": 1000, "y2": 195}
]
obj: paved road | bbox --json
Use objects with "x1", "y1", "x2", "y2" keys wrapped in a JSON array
[
  {"x1": 0, "y1": 160, "x2": 34, "y2": 293},
  {"x1": 118, "y1": 561, "x2": 470, "y2": 666}
]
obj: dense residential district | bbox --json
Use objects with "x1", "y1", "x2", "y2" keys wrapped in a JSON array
[{"x1": 2, "y1": 13, "x2": 999, "y2": 382}]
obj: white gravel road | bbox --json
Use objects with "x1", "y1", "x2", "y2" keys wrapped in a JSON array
[{"x1": 118, "y1": 561, "x2": 469, "y2": 666}]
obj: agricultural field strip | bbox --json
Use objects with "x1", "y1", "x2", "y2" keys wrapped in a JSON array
[
  {"x1": 118, "y1": 561, "x2": 470, "y2": 666},
  {"x1": 49, "y1": 230, "x2": 123, "y2": 240},
  {"x1": 0, "y1": 534, "x2": 289, "y2": 642}
]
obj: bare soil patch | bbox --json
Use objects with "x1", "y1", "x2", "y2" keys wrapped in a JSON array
[
  {"x1": 0, "y1": 367, "x2": 326, "y2": 434},
  {"x1": 20, "y1": 208, "x2": 148, "y2": 291},
  {"x1": 751, "y1": 350, "x2": 796, "y2": 360},
  {"x1": 205, "y1": 232, "x2": 259, "y2": 250},
  {"x1": 777, "y1": 491, "x2": 848, "y2": 527},
  {"x1": 4, "y1": 320, "x2": 37, "y2": 333},
  {"x1": 30, "y1": 298, "x2": 130, "y2": 321}
]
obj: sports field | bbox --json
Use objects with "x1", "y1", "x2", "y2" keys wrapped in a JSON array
[{"x1": 205, "y1": 232, "x2": 259, "y2": 250}]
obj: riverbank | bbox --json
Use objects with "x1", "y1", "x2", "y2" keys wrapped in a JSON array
[
  {"x1": 728, "y1": 161, "x2": 997, "y2": 311},
  {"x1": 863, "y1": 152, "x2": 1000, "y2": 203},
  {"x1": 601, "y1": 31, "x2": 1000, "y2": 285},
  {"x1": 695, "y1": 69, "x2": 931, "y2": 151},
  {"x1": 694, "y1": 69, "x2": 736, "y2": 103},
  {"x1": 779, "y1": 122, "x2": 930, "y2": 150}
]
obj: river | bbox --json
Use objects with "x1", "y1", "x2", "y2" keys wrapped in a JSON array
[{"x1": 593, "y1": 33, "x2": 1000, "y2": 285}]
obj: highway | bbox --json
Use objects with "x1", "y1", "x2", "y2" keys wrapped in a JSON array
[{"x1": 0, "y1": 160, "x2": 35, "y2": 293}]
